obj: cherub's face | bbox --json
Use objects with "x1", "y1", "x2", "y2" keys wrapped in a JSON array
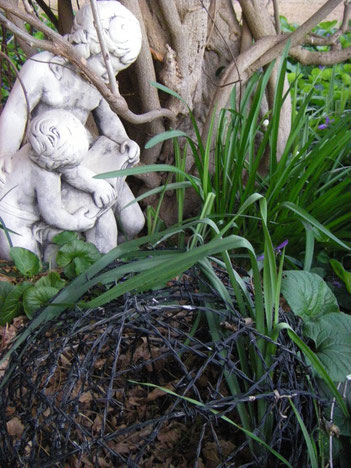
[{"x1": 32, "y1": 152, "x2": 71, "y2": 171}]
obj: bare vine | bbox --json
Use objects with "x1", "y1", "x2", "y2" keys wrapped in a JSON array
[
  {"x1": 1, "y1": 0, "x2": 350, "y2": 219},
  {"x1": 0, "y1": 0, "x2": 176, "y2": 126},
  {"x1": 89, "y1": 0, "x2": 119, "y2": 96}
]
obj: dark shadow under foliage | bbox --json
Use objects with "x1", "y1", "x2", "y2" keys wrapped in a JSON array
[{"x1": 0, "y1": 268, "x2": 322, "y2": 467}]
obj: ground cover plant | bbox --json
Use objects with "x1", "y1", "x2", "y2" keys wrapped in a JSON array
[
  {"x1": 0, "y1": 231, "x2": 102, "y2": 325},
  {"x1": 1, "y1": 4, "x2": 351, "y2": 467},
  {"x1": 1, "y1": 48, "x2": 351, "y2": 468},
  {"x1": 0, "y1": 275, "x2": 324, "y2": 466},
  {"x1": 1, "y1": 199, "x2": 350, "y2": 465},
  {"x1": 1, "y1": 76, "x2": 351, "y2": 468}
]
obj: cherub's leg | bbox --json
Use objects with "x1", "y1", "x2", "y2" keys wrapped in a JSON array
[
  {"x1": 0, "y1": 222, "x2": 40, "y2": 260},
  {"x1": 84, "y1": 209, "x2": 117, "y2": 254},
  {"x1": 114, "y1": 182, "x2": 145, "y2": 242}
]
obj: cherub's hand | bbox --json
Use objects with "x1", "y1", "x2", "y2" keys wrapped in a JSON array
[
  {"x1": 120, "y1": 139, "x2": 140, "y2": 166},
  {"x1": 92, "y1": 180, "x2": 117, "y2": 208},
  {"x1": 74, "y1": 207, "x2": 96, "y2": 231},
  {"x1": 0, "y1": 156, "x2": 12, "y2": 187}
]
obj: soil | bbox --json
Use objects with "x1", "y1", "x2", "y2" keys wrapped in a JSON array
[{"x1": 0, "y1": 270, "x2": 319, "y2": 467}]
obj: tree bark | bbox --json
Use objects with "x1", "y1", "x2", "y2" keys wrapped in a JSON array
[
  {"x1": 58, "y1": 0, "x2": 74, "y2": 35},
  {"x1": 0, "y1": 0, "x2": 348, "y2": 224}
]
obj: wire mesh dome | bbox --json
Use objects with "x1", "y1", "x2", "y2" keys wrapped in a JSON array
[{"x1": 0, "y1": 269, "x2": 321, "y2": 467}]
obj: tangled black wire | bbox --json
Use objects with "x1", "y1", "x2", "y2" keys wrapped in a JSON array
[{"x1": 0, "y1": 268, "x2": 322, "y2": 467}]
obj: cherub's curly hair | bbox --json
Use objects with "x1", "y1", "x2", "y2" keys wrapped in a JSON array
[
  {"x1": 27, "y1": 110, "x2": 89, "y2": 171},
  {"x1": 67, "y1": 1, "x2": 142, "y2": 66}
]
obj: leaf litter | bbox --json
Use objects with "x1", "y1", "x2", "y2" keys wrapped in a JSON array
[{"x1": 0, "y1": 266, "x2": 322, "y2": 467}]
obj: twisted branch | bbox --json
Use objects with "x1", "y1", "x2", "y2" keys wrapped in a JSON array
[{"x1": 0, "y1": 0, "x2": 175, "y2": 126}]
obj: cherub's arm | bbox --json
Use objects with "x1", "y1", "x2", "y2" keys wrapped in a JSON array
[
  {"x1": 34, "y1": 166, "x2": 95, "y2": 231},
  {"x1": 0, "y1": 55, "x2": 47, "y2": 181},
  {"x1": 62, "y1": 165, "x2": 117, "y2": 209},
  {"x1": 92, "y1": 97, "x2": 140, "y2": 165}
]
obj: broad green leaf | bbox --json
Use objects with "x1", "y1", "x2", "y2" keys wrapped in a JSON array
[
  {"x1": 318, "y1": 379, "x2": 351, "y2": 437},
  {"x1": 23, "y1": 286, "x2": 59, "y2": 318},
  {"x1": 9, "y1": 247, "x2": 41, "y2": 277},
  {"x1": 330, "y1": 259, "x2": 351, "y2": 294},
  {"x1": 281, "y1": 270, "x2": 339, "y2": 321},
  {"x1": 0, "y1": 282, "x2": 32, "y2": 325},
  {"x1": 63, "y1": 263, "x2": 77, "y2": 280},
  {"x1": 73, "y1": 256, "x2": 94, "y2": 276},
  {"x1": 52, "y1": 231, "x2": 79, "y2": 245},
  {"x1": 304, "y1": 313, "x2": 351, "y2": 381},
  {"x1": 0, "y1": 224, "x2": 256, "y2": 372},
  {"x1": 35, "y1": 271, "x2": 66, "y2": 290},
  {"x1": 56, "y1": 240, "x2": 101, "y2": 278},
  {"x1": 0, "y1": 282, "x2": 14, "y2": 309},
  {"x1": 287, "y1": 327, "x2": 349, "y2": 417}
]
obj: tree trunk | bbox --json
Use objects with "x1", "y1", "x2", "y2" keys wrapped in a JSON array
[
  {"x1": 58, "y1": 0, "x2": 74, "y2": 35},
  {"x1": 0, "y1": 0, "x2": 348, "y2": 225}
]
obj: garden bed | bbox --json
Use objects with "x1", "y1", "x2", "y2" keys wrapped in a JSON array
[{"x1": 0, "y1": 268, "x2": 321, "y2": 467}]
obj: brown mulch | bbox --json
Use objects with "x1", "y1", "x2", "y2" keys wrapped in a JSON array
[{"x1": 0, "y1": 268, "x2": 321, "y2": 467}]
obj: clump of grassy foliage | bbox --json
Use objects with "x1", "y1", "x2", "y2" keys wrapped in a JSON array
[{"x1": 1, "y1": 18, "x2": 351, "y2": 466}]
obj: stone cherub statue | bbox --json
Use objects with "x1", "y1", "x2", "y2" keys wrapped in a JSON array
[
  {"x1": 0, "y1": 1, "x2": 145, "y2": 258},
  {"x1": 0, "y1": 110, "x2": 119, "y2": 261}
]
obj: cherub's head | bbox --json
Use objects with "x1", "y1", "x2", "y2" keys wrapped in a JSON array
[
  {"x1": 67, "y1": 1, "x2": 142, "y2": 80},
  {"x1": 27, "y1": 110, "x2": 89, "y2": 171}
]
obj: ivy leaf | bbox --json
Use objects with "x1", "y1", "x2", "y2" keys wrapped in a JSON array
[
  {"x1": 304, "y1": 313, "x2": 351, "y2": 381},
  {"x1": 72, "y1": 256, "x2": 95, "y2": 276},
  {"x1": 0, "y1": 282, "x2": 32, "y2": 325},
  {"x1": 0, "y1": 282, "x2": 15, "y2": 324},
  {"x1": 281, "y1": 270, "x2": 339, "y2": 321},
  {"x1": 35, "y1": 271, "x2": 66, "y2": 290},
  {"x1": 9, "y1": 247, "x2": 41, "y2": 277},
  {"x1": 56, "y1": 240, "x2": 101, "y2": 279},
  {"x1": 0, "y1": 282, "x2": 14, "y2": 309},
  {"x1": 23, "y1": 286, "x2": 59, "y2": 318},
  {"x1": 52, "y1": 231, "x2": 79, "y2": 246}
]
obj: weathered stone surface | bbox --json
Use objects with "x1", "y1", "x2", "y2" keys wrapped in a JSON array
[{"x1": 0, "y1": 1, "x2": 145, "y2": 260}]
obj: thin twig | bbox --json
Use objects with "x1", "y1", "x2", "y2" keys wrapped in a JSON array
[
  {"x1": 329, "y1": 382, "x2": 341, "y2": 468},
  {"x1": 0, "y1": 0, "x2": 176, "y2": 126},
  {"x1": 200, "y1": 0, "x2": 242, "y2": 105},
  {"x1": 272, "y1": 0, "x2": 280, "y2": 34},
  {"x1": 253, "y1": 0, "x2": 344, "y2": 69},
  {"x1": 341, "y1": 0, "x2": 351, "y2": 30},
  {"x1": 89, "y1": 0, "x2": 119, "y2": 96}
]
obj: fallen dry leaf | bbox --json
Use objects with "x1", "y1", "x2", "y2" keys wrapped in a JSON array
[
  {"x1": 92, "y1": 414, "x2": 103, "y2": 433},
  {"x1": 79, "y1": 391, "x2": 93, "y2": 404},
  {"x1": 145, "y1": 386, "x2": 169, "y2": 402},
  {"x1": 6, "y1": 417, "x2": 24, "y2": 439},
  {"x1": 156, "y1": 426, "x2": 180, "y2": 445}
]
